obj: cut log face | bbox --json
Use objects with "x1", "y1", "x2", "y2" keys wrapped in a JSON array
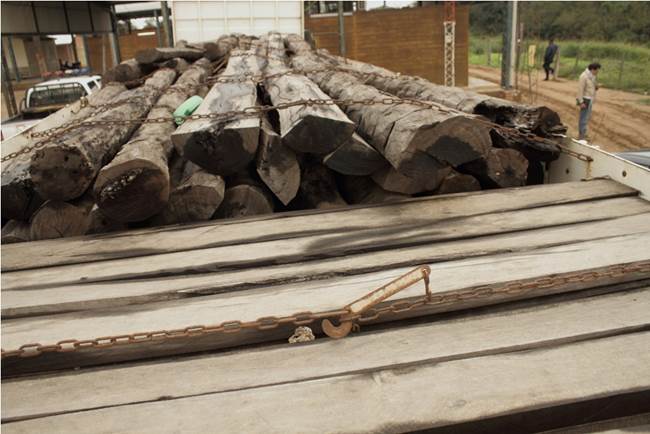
[
  {"x1": 299, "y1": 161, "x2": 347, "y2": 209},
  {"x1": 372, "y1": 164, "x2": 452, "y2": 195},
  {"x1": 214, "y1": 184, "x2": 274, "y2": 219},
  {"x1": 30, "y1": 69, "x2": 177, "y2": 202},
  {"x1": 171, "y1": 50, "x2": 262, "y2": 176},
  {"x1": 103, "y1": 59, "x2": 155, "y2": 84},
  {"x1": 1, "y1": 220, "x2": 31, "y2": 244},
  {"x1": 423, "y1": 116, "x2": 492, "y2": 167},
  {"x1": 135, "y1": 47, "x2": 205, "y2": 65},
  {"x1": 29, "y1": 196, "x2": 94, "y2": 241},
  {"x1": 255, "y1": 116, "x2": 300, "y2": 206},
  {"x1": 94, "y1": 60, "x2": 212, "y2": 223},
  {"x1": 323, "y1": 133, "x2": 388, "y2": 176},
  {"x1": 153, "y1": 162, "x2": 226, "y2": 225},
  {"x1": 338, "y1": 175, "x2": 409, "y2": 205},
  {"x1": 435, "y1": 169, "x2": 481, "y2": 195},
  {"x1": 2, "y1": 84, "x2": 127, "y2": 221},
  {"x1": 87, "y1": 205, "x2": 127, "y2": 235},
  {"x1": 461, "y1": 148, "x2": 529, "y2": 189}
]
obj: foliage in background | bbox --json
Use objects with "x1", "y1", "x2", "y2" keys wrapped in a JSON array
[
  {"x1": 470, "y1": 2, "x2": 650, "y2": 45},
  {"x1": 469, "y1": 35, "x2": 650, "y2": 94}
]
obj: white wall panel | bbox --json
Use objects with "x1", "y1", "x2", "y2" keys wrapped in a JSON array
[{"x1": 171, "y1": 0, "x2": 303, "y2": 43}]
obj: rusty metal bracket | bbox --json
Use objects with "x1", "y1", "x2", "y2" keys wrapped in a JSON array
[{"x1": 321, "y1": 265, "x2": 431, "y2": 339}]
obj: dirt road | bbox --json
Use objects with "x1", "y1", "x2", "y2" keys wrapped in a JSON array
[{"x1": 470, "y1": 65, "x2": 650, "y2": 152}]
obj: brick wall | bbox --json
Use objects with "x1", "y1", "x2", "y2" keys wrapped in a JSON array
[
  {"x1": 85, "y1": 29, "x2": 161, "y2": 73},
  {"x1": 305, "y1": 5, "x2": 468, "y2": 86}
]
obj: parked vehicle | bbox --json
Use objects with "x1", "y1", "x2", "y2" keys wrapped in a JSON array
[{"x1": 1, "y1": 75, "x2": 102, "y2": 141}]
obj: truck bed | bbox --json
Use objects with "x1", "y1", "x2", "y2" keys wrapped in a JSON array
[{"x1": 2, "y1": 178, "x2": 650, "y2": 432}]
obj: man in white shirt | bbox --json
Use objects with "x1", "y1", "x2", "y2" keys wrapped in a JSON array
[{"x1": 576, "y1": 62, "x2": 601, "y2": 140}]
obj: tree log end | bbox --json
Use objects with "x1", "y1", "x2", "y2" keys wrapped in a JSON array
[
  {"x1": 183, "y1": 126, "x2": 259, "y2": 176},
  {"x1": 283, "y1": 115, "x2": 355, "y2": 154},
  {"x1": 30, "y1": 145, "x2": 93, "y2": 202}
]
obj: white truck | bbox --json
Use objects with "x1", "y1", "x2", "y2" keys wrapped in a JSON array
[{"x1": 1, "y1": 75, "x2": 102, "y2": 141}]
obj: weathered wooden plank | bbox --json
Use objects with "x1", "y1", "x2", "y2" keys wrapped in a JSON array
[
  {"x1": 0, "y1": 180, "x2": 635, "y2": 271},
  {"x1": 3, "y1": 196, "x2": 646, "y2": 293},
  {"x1": 2, "y1": 233, "x2": 649, "y2": 373},
  {"x1": 3, "y1": 288, "x2": 648, "y2": 422},
  {"x1": 4, "y1": 332, "x2": 649, "y2": 433}
]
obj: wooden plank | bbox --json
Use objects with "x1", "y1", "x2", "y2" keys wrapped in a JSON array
[
  {"x1": 2, "y1": 233, "x2": 649, "y2": 373},
  {"x1": 4, "y1": 332, "x2": 649, "y2": 433},
  {"x1": 3, "y1": 288, "x2": 648, "y2": 422},
  {"x1": 3, "y1": 196, "x2": 647, "y2": 293},
  {"x1": 0, "y1": 180, "x2": 634, "y2": 272},
  {"x1": 3, "y1": 212, "x2": 650, "y2": 317}
]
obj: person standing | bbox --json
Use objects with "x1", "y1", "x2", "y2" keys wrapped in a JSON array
[
  {"x1": 576, "y1": 62, "x2": 601, "y2": 140},
  {"x1": 543, "y1": 39, "x2": 559, "y2": 81}
]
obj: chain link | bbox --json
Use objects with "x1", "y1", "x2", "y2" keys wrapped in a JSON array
[{"x1": 2, "y1": 260, "x2": 648, "y2": 360}]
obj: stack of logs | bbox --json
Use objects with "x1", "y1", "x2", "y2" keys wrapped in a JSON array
[{"x1": 1, "y1": 32, "x2": 566, "y2": 244}]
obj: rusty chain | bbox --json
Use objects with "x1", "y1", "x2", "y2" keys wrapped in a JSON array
[{"x1": 3, "y1": 260, "x2": 648, "y2": 360}]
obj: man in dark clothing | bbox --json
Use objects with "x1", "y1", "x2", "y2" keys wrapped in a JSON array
[{"x1": 543, "y1": 39, "x2": 558, "y2": 81}]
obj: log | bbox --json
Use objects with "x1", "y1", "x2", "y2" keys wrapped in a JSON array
[
  {"x1": 372, "y1": 163, "x2": 452, "y2": 195},
  {"x1": 94, "y1": 60, "x2": 211, "y2": 222},
  {"x1": 298, "y1": 159, "x2": 347, "y2": 209},
  {"x1": 423, "y1": 116, "x2": 492, "y2": 167},
  {"x1": 157, "y1": 57, "x2": 190, "y2": 74},
  {"x1": 323, "y1": 132, "x2": 388, "y2": 176},
  {"x1": 171, "y1": 49, "x2": 262, "y2": 175},
  {"x1": 338, "y1": 175, "x2": 409, "y2": 205},
  {"x1": 29, "y1": 196, "x2": 94, "y2": 241},
  {"x1": 321, "y1": 48, "x2": 566, "y2": 137},
  {"x1": 289, "y1": 50, "x2": 453, "y2": 191},
  {"x1": 435, "y1": 169, "x2": 481, "y2": 195},
  {"x1": 255, "y1": 115, "x2": 300, "y2": 205},
  {"x1": 461, "y1": 148, "x2": 529, "y2": 189},
  {"x1": 135, "y1": 47, "x2": 205, "y2": 65},
  {"x1": 152, "y1": 162, "x2": 226, "y2": 225},
  {"x1": 263, "y1": 33, "x2": 355, "y2": 154},
  {"x1": 103, "y1": 59, "x2": 155, "y2": 84},
  {"x1": 1, "y1": 220, "x2": 30, "y2": 244},
  {"x1": 2, "y1": 84, "x2": 127, "y2": 221},
  {"x1": 86, "y1": 205, "x2": 127, "y2": 235},
  {"x1": 214, "y1": 184, "x2": 274, "y2": 219},
  {"x1": 30, "y1": 69, "x2": 177, "y2": 202}
]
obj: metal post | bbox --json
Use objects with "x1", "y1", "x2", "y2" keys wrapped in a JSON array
[
  {"x1": 109, "y1": 5, "x2": 122, "y2": 65},
  {"x1": 161, "y1": 1, "x2": 173, "y2": 47},
  {"x1": 501, "y1": 0, "x2": 517, "y2": 89},
  {"x1": 70, "y1": 35, "x2": 79, "y2": 63},
  {"x1": 2, "y1": 48, "x2": 18, "y2": 118},
  {"x1": 6, "y1": 36, "x2": 21, "y2": 82},
  {"x1": 154, "y1": 10, "x2": 163, "y2": 47},
  {"x1": 337, "y1": 1, "x2": 346, "y2": 56}
]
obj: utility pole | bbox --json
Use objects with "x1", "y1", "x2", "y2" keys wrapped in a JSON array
[
  {"x1": 161, "y1": 1, "x2": 174, "y2": 47},
  {"x1": 501, "y1": 0, "x2": 518, "y2": 89},
  {"x1": 337, "y1": 1, "x2": 346, "y2": 56},
  {"x1": 2, "y1": 48, "x2": 18, "y2": 118}
]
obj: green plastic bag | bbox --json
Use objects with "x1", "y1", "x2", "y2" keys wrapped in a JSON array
[{"x1": 173, "y1": 95, "x2": 203, "y2": 125}]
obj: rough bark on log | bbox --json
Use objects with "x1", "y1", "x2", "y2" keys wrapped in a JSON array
[
  {"x1": 323, "y1": 132, "x2": 388, "y2": 176},
  {"x1": 255, "y1": 115, "x2": 300, "y2": 206},
  {"x1": 2, "y1": 84, "x2": 127, "y2": 221},
  {"x1": 435, "y1": 169, "x2": 482, "y2": 195},
  {"x1": 176, "y1": 40, "x2": 230, "y2": 61},
  {"x1": 460, "y1": 148, "x2": 529, "y2": 189},
  {"x1": 29, "y1": 196, "x2": 94, "y2": 241},
  {"x1": 263, "y1": 33, "x2": 355, "y2": 154},
  {"x1": 103, "y1": 59, "x2": 156, "y2": 84},
  {"x1": 338, "y1": 175, "x2": 409, "y2": 205},
  {"x1": 152, "y1": 162, "x2": 226, "y2": 225},
  {"x1": 289, "y1": 51, "x2": 452, "y2": 191},
  {"x1": 372, "y1": 164, "x2": 452, "y2": 195},
  {"x1": 171, "y1": 49, "x2": 262, "y2": 176},
  {"x1": 298, "y1": 160, "x2": 347, "y2": 209},
  {"x1": 214, "y1": 184, "x2": 274, "y2": 219},
  {"x1": 87, "y1": 205, "x2": 127, "y2": 235},
  {"x1": 30, "y1": 69, "x2": 177, "y2": 202},
  {"x1": 94, "y1": 60, "x2": 211, "y2": 222},
  {"x1": 1, "y1": 220, "x2": 30, "y2": 244},
  {"x1": 157, "y1": 57, "x2": 190, "y2": 74},
  {"x1": 136, "y1": 47, "x2": 205, "y2": 65}
]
